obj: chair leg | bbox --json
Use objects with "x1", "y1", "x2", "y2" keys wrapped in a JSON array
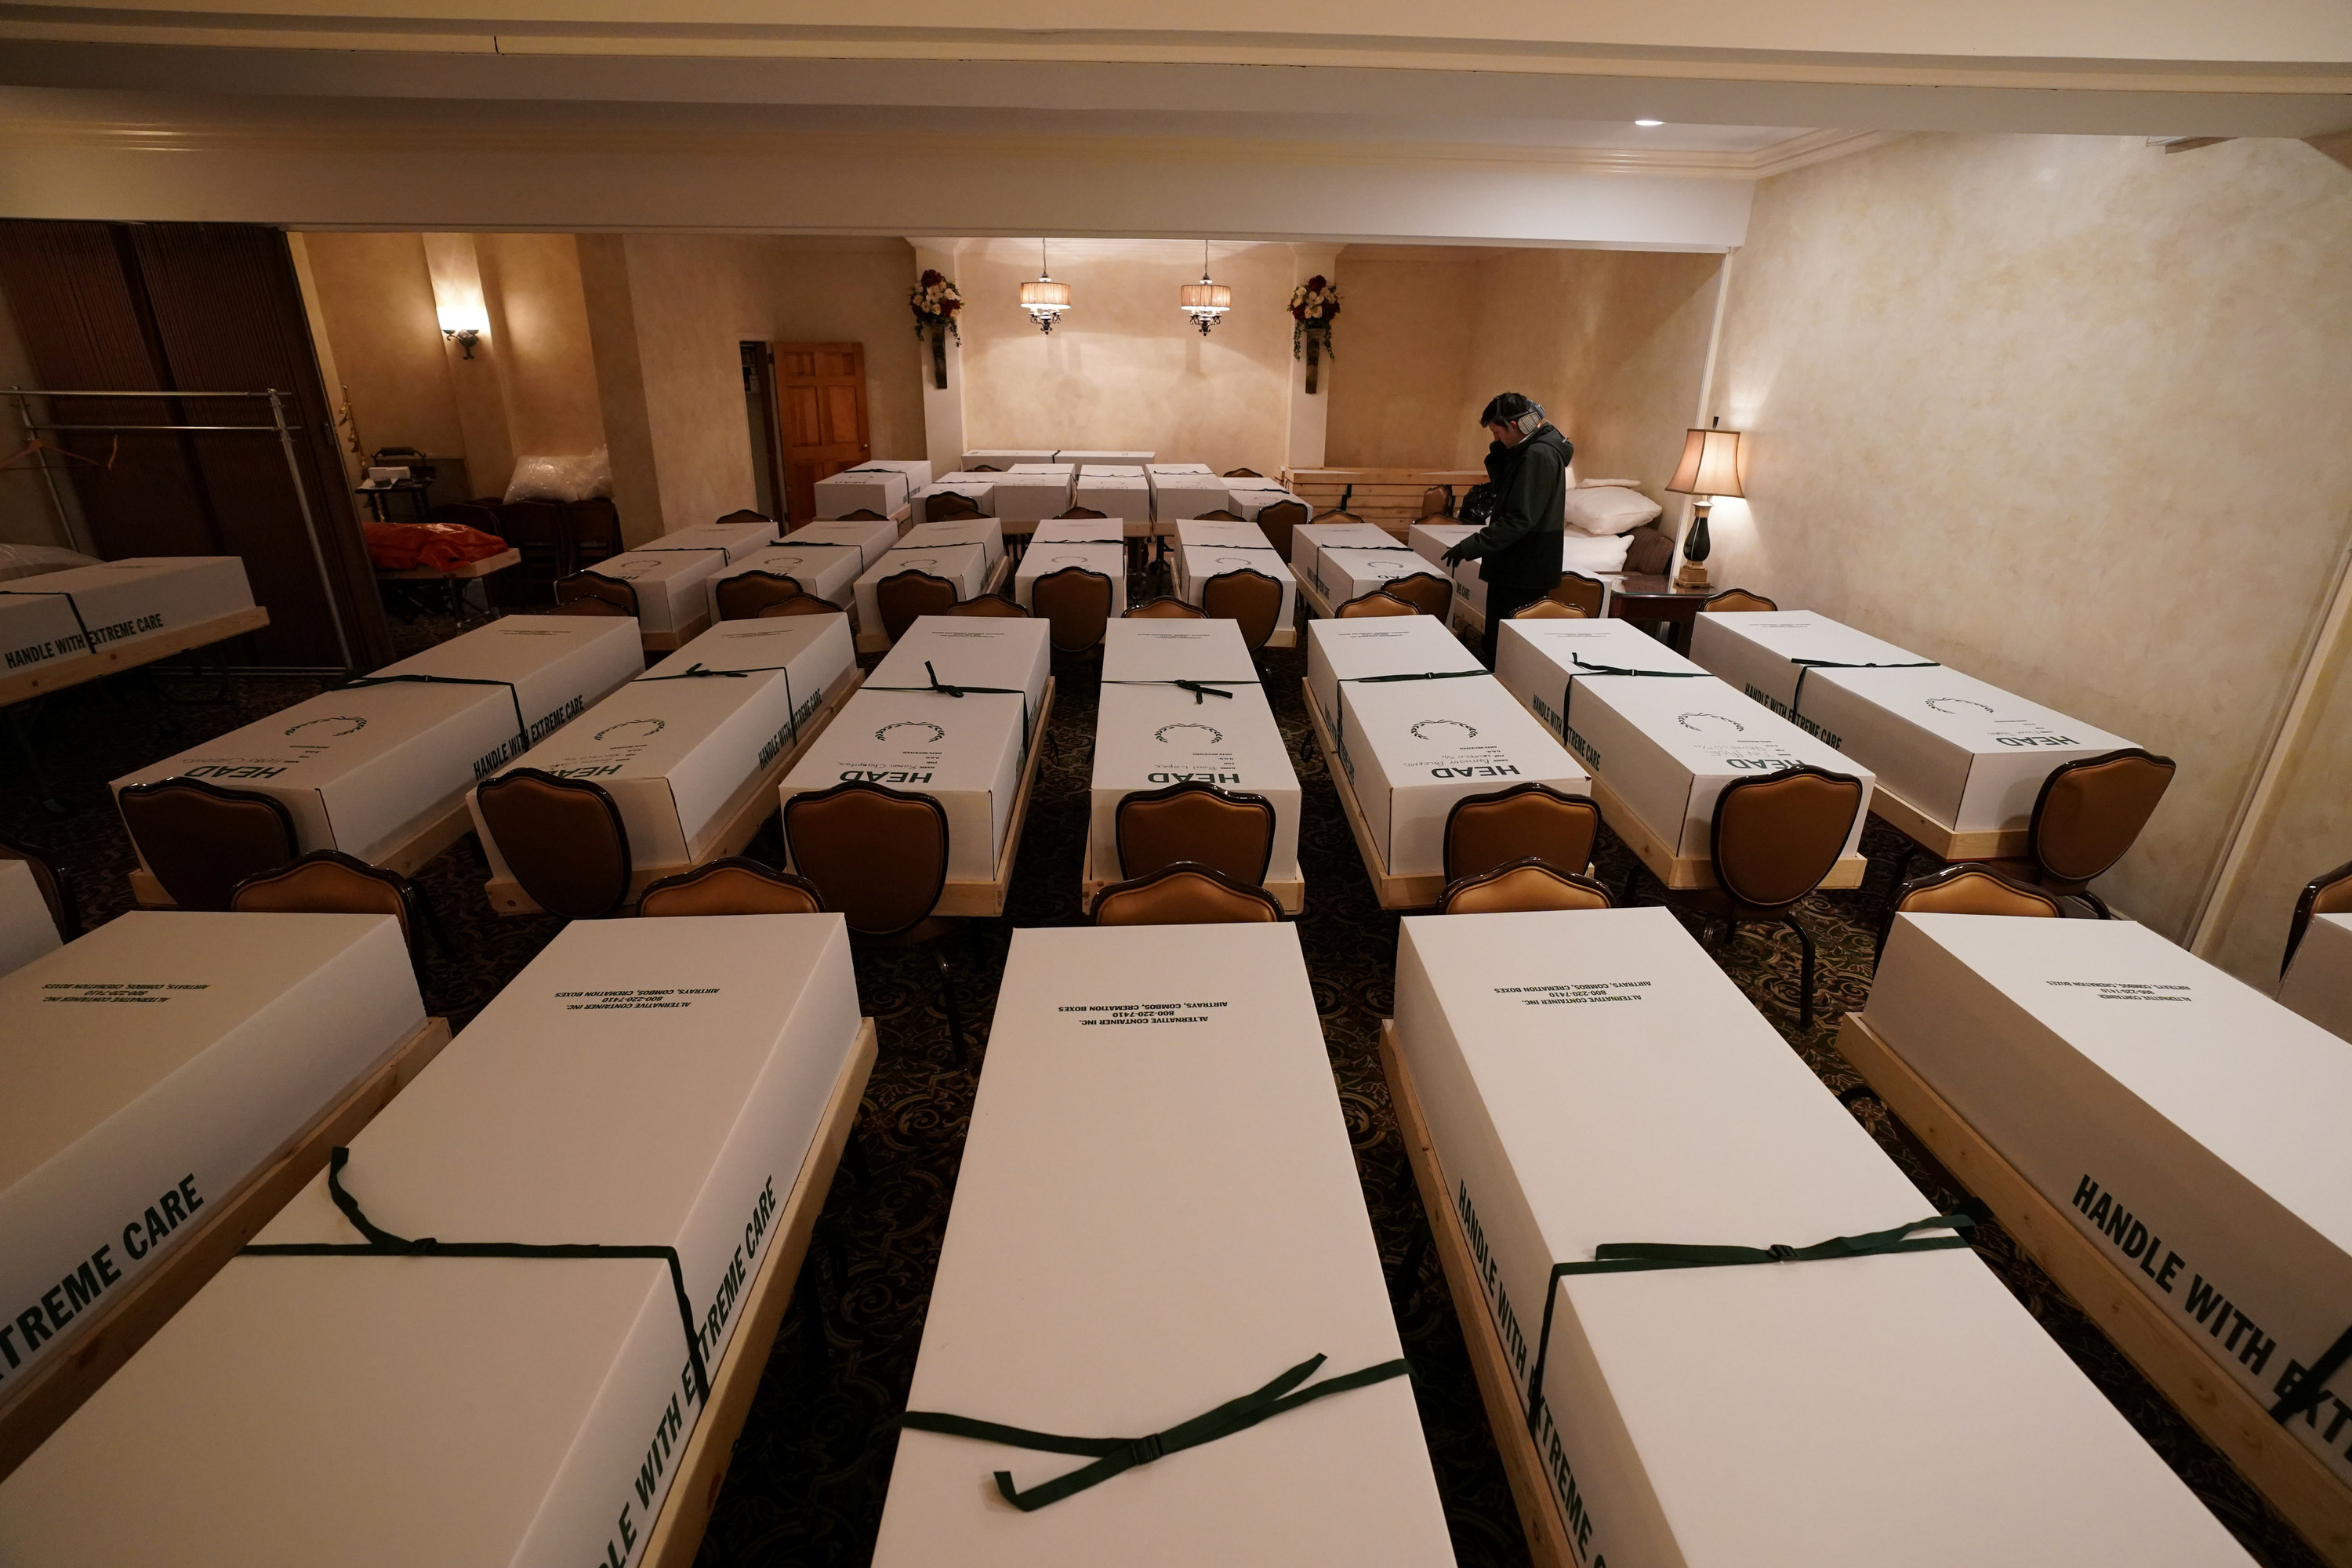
[
  {"x1": 930, "y1": 941, "x2": 973, "y2": 1066},
  {"x1": 1782, "y1": 913, "x2": 1818, "y2": 1032}
]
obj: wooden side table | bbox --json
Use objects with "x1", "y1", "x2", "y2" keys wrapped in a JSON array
[{"x1": 1602, "y1": 572, "x2": 1714, "y2": 652}]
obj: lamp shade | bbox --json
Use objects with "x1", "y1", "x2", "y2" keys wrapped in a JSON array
[
  {"x1": 1180, "y1": 281, "x2": 1231, "y2": 314},
  {"x1": 1666, "y1": 427, "x2": 1744, "y2": 498},
  {"x1": 1019, "y1": 278, "x2": 1071, "y2": 310}
]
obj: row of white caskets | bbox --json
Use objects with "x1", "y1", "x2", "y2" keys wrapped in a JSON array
[
  {"x1": 6, "y1": 898, "x2": 2343, "y2": 1563},
  {"x1": 815, "y1": 456, "x2": 1314, "y2": 529}
]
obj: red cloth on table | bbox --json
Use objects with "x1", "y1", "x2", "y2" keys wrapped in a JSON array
[{"x1": 366, "y1": 521, "x2": 510, "y2": 572}]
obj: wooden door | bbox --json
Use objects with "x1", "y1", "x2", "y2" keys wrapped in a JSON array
[{"x1": 773, "y1": 341, "x2": 869, "y2": 524}]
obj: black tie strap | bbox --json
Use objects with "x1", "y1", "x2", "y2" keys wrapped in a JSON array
[
  {"x1": 1787, "y1": 656, "x2": 1940, "y2": 717},
  {"x1": 1567, "y1": 653, "x2": 1706, "y2": 681},
  {"x1": 2273, "y1": 1321, "x2": 2352, "y2": 1426},
  {"x1": 1103, "y1": 678, "x2": 1253, "y2": 705},
  {"x1": 633, "y1": 662, "x2": 810, "y2": 745},
  {"x1": 0, "y1": 586, "x2": 96, "y2": 657},
  {"x1": 900, "y1": 1352, "x2": 1410, "y2": 1512},
  {"x1": 1332, "y1": 668, "x2": 1488, "y2": 742},
  {"x1": 1523, "y1": 1212, "x2": 1973, "y2": 1428},
  {"x1": 338, "y1": 673, "x2": 528, "y2": 757},
  {"x1": 867, "y1": 662, "x2": 1033, "y2": 760},
  {"x1": 641, "y1": 544, "x2": 731, "y2": 560},
  {"x1": 243, "y1": 1147, "x2": 713, "y2": 1405},
  {"x1": 636, "y1": 661, "x2": 746, "y2": 679}
]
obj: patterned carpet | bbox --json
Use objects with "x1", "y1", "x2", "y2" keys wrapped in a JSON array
[{"x1": 0, "y1": 611, "x2": 2322, "y2": 1568}]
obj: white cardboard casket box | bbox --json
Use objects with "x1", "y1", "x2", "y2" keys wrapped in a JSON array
[
  {"x1": 861, "y1": 457, "x2": 933, "y2": 491},
  {"x1": 1015, "y1": 543, "x2": 1128, "y2": 615},
  {"x1": 1228, "y1": 489, "x2": 1308, "y2": 524},
  {"x1": 708, "y1": 543, "x2": 865, "y2": 615},
  {"x1": 1688, "y1": 609, "x2": 1925, "y2": 714},
  {"x1": 1149, "y1": 474, "x2": 1229, "y2": 521},
  {"x1": 1393, "y1": 907, "x2": 2252, "y2": 1567},
  {"x1": 1101, "y1": 616, "x2": 1255, "y2": 686},
  {"x1": 1566, "y1": 674, "x2": 1874, "y2": 858},
  {"x1": 1795, "y1": 663, "x2": 2134, "y2": 834},
  {"x1": 1146, "y1": 462, "x2": 1212, "y2": 474},
  {"x1": 369, "y1": 612, "x2": 644, "y2": 753},
  {"x1": 585, "y1": 550, "x2": 718, "y2": 637},
  {"x1": 1334, "y1": 678, "x2": 1586, "y2": 877},
  {"x1": 871, "y1": 924, "x2": 1450, "y2": 1568},
  {"x1": 1006, "y1": 461, "x2": 1076, "y2": 475},
  {"x1": 0, "y1": 911, "x2": 423, "y2": 1393},
  {"x1": 116, "y1": 681, "x2": 531, "y2": 864},
  {"x1": 815, "y1": 466, "x2": 911, "y2": 519},
  {"x1": 852, "y1": 543, "x2": 991, "y2": 632},
  {"x1": 870, "y1": 618, "x2": 1051, "y2": 717},
  {"x1": 0, "y1": 859, "x2": 60, "y2": 978},
  {"x1": 898, "y1": 518, "x2": 1006, "y2": 568},
  {"x1": 1867, "y1": 913, "x2": 2352, "y2": 1488},
  {"x1": 0, "y1": 916, "x2": 859, "y2": 1568},
  {"x1": 912, "y1": 482, "x2": 996, "y2": 524},
  {"x1": 1073, "y1": 474, "x2": 1149, "y2": 521},
  {"x1": 1174, "y1": 519, "x2": 1273, "y2": 550},
  {"x1": 1315, "y1": 545, "x2": 1435, "y2": 605},
  {"x1": 2279, "y1": 913, "x2": 2352, "y2": 1044},
  {"x1": 1055, "y1": 449, "x2": 1155, "y2": 464},
  {"x1": 1408, "y1": 522, "x2": 1473, "y2": 568},
  {"x1": 962, "y1": 449, "x2": 1054, "y2": 470},
  {"x1": 639, "y1": 520, "x2": 780, "y2": 565},
  {"x1": 989, "y1": 470, "x2": 1074, "y2": 524},
  {"x1": 781, "y1": 688, "x2": 1025, "y2": 880},
  {"x1": 1089, "y1": 683, "x2": 1299, "y2": 884},
  {"x1": 786, "y1": 517, "x2": 902, "y2": 572},
  {"x1": 1495, "y1": 618, "x2": 1707, "y2": 744},
  {"x1": 1289, "y1": 521, "x2": 1394, "y2": 579},
  {"x1": 1176, "y1": 546, "x2": 1295, "y2": 628},
  {"x1": 474, "y1": 615, "x2": 855, "y2": 871},
  {"x1": 1028, "y1": 518, "x2": 1125, "y2": 546},
  {"x1": 0, "y1": 557, "x2": 254, "y2": 680},
  {"x1": 1305, "y1": 615, "x2": 1483, "y2": 733}
]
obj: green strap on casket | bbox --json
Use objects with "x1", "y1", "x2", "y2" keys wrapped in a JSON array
[
  {"x1": 0, "y1": 585, "x2": 96, "y2": 655},
  {"x1": 1102, "y1": 678, "x2": 1253, "y2": 706},
  {"x1": 1330, "y1": 667, "x2": 1488, "y2": 744},
  {"x1": 1555, "y1": 654, "x2": 1708, "y2": 745},
  {"x1": 868, "y1": 661, "x2": 1034, "y2": 761},
  {"x1": 2272, "y1": 1321, "x2": 2352, "y2": 1426},
  {"x1": 242, "y1": 1146, "x2": 712, "y2": 1405},
  {"x1": 899, "y1": 1352, "x2": 1411, "y2": 1512},
  {"x1": 1787, "y1": 656, "x2": 1940, "y2": 718},
  {"x1": 337, "y1": 673, "x2": 529, "y2": 757},
  {"x1": 1523, "y1": 1212, "x2": 1974, "y2": 1431}
]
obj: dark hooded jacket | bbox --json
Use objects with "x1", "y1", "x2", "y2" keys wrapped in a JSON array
[{"x1": 1454, "y1": 423, "x2": 1573, "y2": 593}]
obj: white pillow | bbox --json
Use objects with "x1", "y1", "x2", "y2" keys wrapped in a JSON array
[
  {"x1": 1560, "y1": 531, "x2": 1632, "y2": 573},
  {"x1": 1563, "y1": 485, "x2": 1662, "y2": 536},
  {"x1": 1578, "y1": 477, "x2": 1645, "y2": 489}
]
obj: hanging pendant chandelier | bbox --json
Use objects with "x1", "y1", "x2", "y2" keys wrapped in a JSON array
[
  {"x1": 1180, "y1": 241, "x2": 1230, "y2": 336},
  {"x1": 1019, "y1": 239, "x2": 1070, "y2": 334}
]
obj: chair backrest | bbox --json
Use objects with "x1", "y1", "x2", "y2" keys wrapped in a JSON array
[
  {"x1": 493, "y1": 499, "x2": 570, "y2": 581},
  {"x1": 557, "y1": 571, "x2": 638, "y2": 618},
  {"x1": 946, "y1": 593, "x2": 1031, "y2": 619},
  {"x1": 840, "y1": 507, "x2": 887, "y2": 521},
  {"x1": 1199, "y1": 568, "x2": 1284, "y2": 652},
  {"x1": 714, "y1": 509, "x2": 772, "y2": 527},
  {"x1": 714, "y1": 570, "x2": 804, "y2": 621},
  {"x1": 1093, "y1": 862, "x2": 1284, "y2": 926},
  {"x1": 1709, "y1": 764, "x2": 1865, "y2": 912},
  {"x1": 474, "y1": 768, "x2": 633, "y2": 919},
  {"x1": 2028, "y1": 748, "x2": 2177, "y2": 890},
  {"x1": 1196, "y1": 509, "x2": 1241, "y2": 522},
  {"x1": 1032, "y1": 567, "x2": 1114, "y2": 655},
  {"x1": 1383, "y1": 572, "x2": 1452, "y2": 618},
  {"x1": 230, "y1": 850, "x2": 418, "y2": 952},
  {"x1": 757, "y1": 593, "x2": 846, "y2": 619},
  {"x1": 2287, "y1": 857, "x2": 2352, "y2": 975},
  {"x1": 0, "y1": 833, "x2": 77, "y2": 942},
  {"x1": 1125, "y1": 597, "x2": 1207, "y2": 620},
  {"x1": 1421, "y1": 485, "x2": 1455, "y2": 519},
  {"x1": 1893, "y1": 864, "x2": 2063, "y2": 920},
  {"x1": 118, "y1": 778, "x2": 299, "y2": 911},
  {"x1": 1054, "y1": 506, "x2": 1108, "y2": 520},
  {"x1": 782, "y1": 781, "x2": 950, "y2": 937},
  {"x1": 1443, "y1": 783, "x2": 1601, "y2": 885},
  {"x1": 1512, "y1": 598, "x2": 1585, "y2": 620},
  {"x1": 638, "y1": 856, "x2": 824, "y2": 917},
  {"x1": 561, "y1": 497, "x2": 624, "y2": 568},
  {"x1": 926, "y1": 491, "x2": 984, "y2": 521},
  {"x1": 877, "y1": 569, "x2": 960, "y2": 642},
  {"x1": 967, "y1": 463, "x2": 1002, "y2": 472},
  {"x1": 1336, "y1": 590, "x2": 1417, "y2": 619},
  {"x1": 1550, "y1": 572, "x2": 1606, "y2": 617},
  {"x1": 1438, "y1": 860, "x2": 1614, "y2": 916},
  {"x1": 1222, "y1": 467, "x2": 1263, "y2": 479},
  {"x1": 1254, "y1": 499, "x2": 1308, "y2": 557},
  {"x1": 1701, "y1": 588, "x2": 1777, "y2": 613},
  {"x1": 1115, "y1": 781, "x2": 1277, "y2": 885}
]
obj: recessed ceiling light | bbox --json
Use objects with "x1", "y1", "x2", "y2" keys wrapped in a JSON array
[{"x1": 1635, "y1": 119, "x2": 1664, "y2": 128}]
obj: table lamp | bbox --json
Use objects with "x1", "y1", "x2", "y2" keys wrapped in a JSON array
[{"x1": 1664, "y1": 419, "x2": 1743, "y2": 590}]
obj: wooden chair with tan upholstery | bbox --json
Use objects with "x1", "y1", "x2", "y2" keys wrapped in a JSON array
[
  {"x1": 1222, "y1": 468, "x2": 1263, "y2": 479},
  {"x1": 2286, "y1": 858, "x2": 2352, "y2": 976},
  {"x1": 1383, "y1": 572, "x2": 1453, "y2": 619},
  {"x1": 1973, "y1": 748, "x2": 2176, "y2": 918},
  {"x1": 1195, "y1": 509, "x2": 1242, "y2": 522},
  {"x1": 714, "y1": 509, "x2": 773, "y2": 528},
  {"x1": 1443, "y1": 782, "x2": 1601, "y2": 887},
  {"x1": 1092, "y1": 862, "x2": 1284, "y2": 926},
  {"x1": 1336, "y1": 590, "x2": 1417, "y2": 619},
  {"x1": 1437, "y1": 860, "x2": 1613, "y2": 916},
  {"x1": 876, "y1": 569, "x2": 961, "y2": 642},
  {"x1": 1643, "y1": 764, "x2": 1867, "y2": 1029},
  {"x1": 1512, "y1": 598, "x2": 1585, "y2": 620},
  {"x1": 839, "y1": 508, "x2": 887, "y2": 521},
  {"x1": 924, "y1": 491, "x2": 985, "y2": 521},
  {"x1": 1549, "y1": 572, "x2": 1606, "y2": 617},
  {"x1": 967, "y1": 463, "x2": 1002, "y2": 472},
  {"x1": 230, "y1": 850, "x2": 434, "y2": 964},
  {"x1": 1876, "y1": 862, "x2": 2062, "y2": 967},
  {"x1": 118, "y1": 778, "x2": 299, "y2": 911},
  {"x1": 550, "y1": 597, "x2": 631, "y2": 618},
  {"x1": 474, "y1": 768, "x2": 634, "y2": 920},
  {"x1": 714, "y1": 570, "x2": 804, "y2": 621},
  {"x1": 0, "y1": 832, "x2": 79, "y2": 942},
  {"x1": 1700, "y1": 588, "x2": 1777, "y2": 613},
  {"x1": 555, "y1": 571, "x2": 639, "y2": 618},
  {"x1": 1200, "y1": 568, "x2": 1285, "y2": 652},
  {"x1": 1054, "y1": 506, "x2": 1109, "y2": 521},
  {"x1": 1254, "y1": 499, "x2": 1308, "y2": 560},
  {"x1": 637, "y1": 856, "x2": 823, "y2": 917},
  {"x1": 561, "y1": 498, "x2": 624, "y2": 572},
  {"x1": 946, "y1": 593, "x2": 1030, "y2": 619},
  {"x1": 757, "y1": 593, "x2": 846, "y2": 619},
  {"x1": 783, "y1": 780, "x2": 972, "y2": 1062},
  {"x1": 1421, "y1": 485, "x2": 1455, "y2": 520},
  {"x1": 1114, "y1": 781, "x2": 1277, "y2": 887},
  {"x1": 1125, "y1": 597, "x2": 1207, "y2": 620},
  {"x1": 1033, "y1": 566, "x2": 1115, "y2": 656}
]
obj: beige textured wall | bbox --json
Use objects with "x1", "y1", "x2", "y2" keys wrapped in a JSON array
[
  {"x1": 302, "y1": 231, "x2": 465, "y2": 462},
  {"x1": 768, "y1": 239, "x2": 926, "y2": 464},
  {"x1": 1323, "y1": 250, "x2": 1482, "y2": 469},
  {"x1": 476, "y1": 233, "x2": 604, "y2": 459},
  {"x1": 955, "y1": 240, "x2": 1296, "y2": 474},
  {"x1": 1700, "y1": 132, "x2": 2352, "y2": 956}
]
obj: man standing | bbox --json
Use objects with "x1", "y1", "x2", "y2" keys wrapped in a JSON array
[{"x1": 1443, "y1": 393, "x2": 1573, "y2": 669}]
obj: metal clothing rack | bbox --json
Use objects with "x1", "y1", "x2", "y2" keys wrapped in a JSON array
[{"x1": 6, "y1": 386, "x2": 355, "y2": 670}]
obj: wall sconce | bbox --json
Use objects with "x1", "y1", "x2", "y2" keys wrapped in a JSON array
[
  {"x1": 437, "y1": 305, "x2": 488, "y2": 359},
  {"x1": 1180, "y1": 241, "x2": 1231, "y2": 336},
  {"x1": 1664, "y1": 418, "x2": 1744, "y2": 590},
  {"x1": 1019, "y1": 239, "x2": 1070, "y2": 335}
]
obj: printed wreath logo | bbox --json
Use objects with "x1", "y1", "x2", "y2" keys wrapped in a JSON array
[
  {"x1": 877, "y1": 720, "x2": 946, "y2": 744},
  {"x1": 1410, "y1": 719, "x2": 1477, "y2": 740},
  {"x1": 1155, "y1": 722, "x2": 1225, "y2": 746},
  {"x1": 1677, "y1": 712, "x2": 1746, "y2": 732},
  {"x1": 285, "y1": 716, "x2": 367, "y2": 739},
  {"x1": 1926, "y1": 696, "x2": 1996, "y2": 715},
  {"x1": 594, "y1": 718, "x2": 666, "y2": 742},
  {"x1": 895, "y1": 557, "x2": 938, "y2": 569}
]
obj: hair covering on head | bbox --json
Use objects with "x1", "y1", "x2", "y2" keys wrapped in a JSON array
[{"x1": 1479, "y1": 392, "x2": 1544, "y2": 431}]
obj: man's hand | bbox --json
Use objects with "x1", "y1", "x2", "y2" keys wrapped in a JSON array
[{"x1": 1441, "y1": 543, "x2": 1471, "y2": 570}]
